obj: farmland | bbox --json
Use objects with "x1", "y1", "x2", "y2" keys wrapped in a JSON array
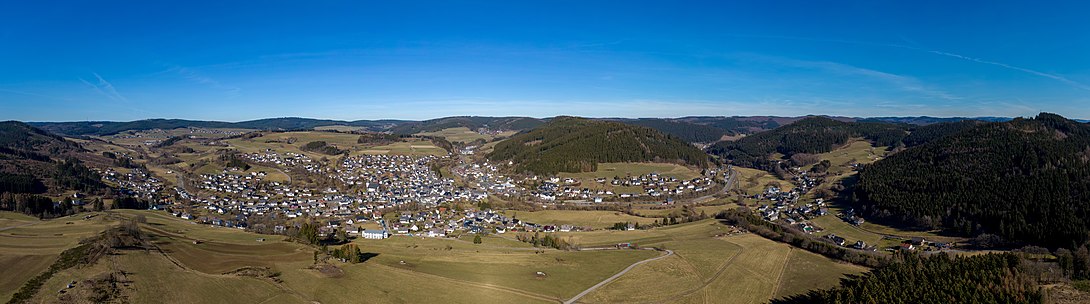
[
  {"x1": 14, "y1": 210, "x2": 675, "y2": 303},
  {"x1": 500, "y1": 210, "x2": 659, "y2": 229},
  {"x1": 417, "y1": 127, "x2": 516, "y2": 143},
  {"x1": 574, "y1": 220, "x2": 867, "y2": 303},
  {"x1": 0, "y1": 212, "x2": 118, "y2": 302}
]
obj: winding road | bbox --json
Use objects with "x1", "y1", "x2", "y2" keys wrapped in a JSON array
[{"x1": 563, "y1": 249, "x2": 675, "y2": 304}]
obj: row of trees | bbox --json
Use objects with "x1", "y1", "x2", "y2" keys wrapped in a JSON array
[
  {"x1": 621, "y1": 119, "x2": 729, "y2": 143},
  {"x1": 515, "y1": 232, "x2": 573, "y2": 250},
  {"x1": 301, "y1": 141, "x2": 347, "y2": 155},
  {"x1": 488, "y1": 117, "x2": 710, "y2": 174},
  {"x1": 716, "y1": 208, "x2": 888, "y2": 268}
]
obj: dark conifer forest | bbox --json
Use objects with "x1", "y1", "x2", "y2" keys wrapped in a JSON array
[
  {"x1": 855, "y1": 113, "x2": 1090, "y2": 249},
  {"x1": 487, "y1": 117, "x2": 710, "y2": 174}
]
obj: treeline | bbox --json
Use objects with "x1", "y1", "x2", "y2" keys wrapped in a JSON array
[
  {"x1": 619, "y1": 119, "x2": 729, "y2": 143},
  {"x1": 488, "y1": 117, "x2": 710, "y2": 174},
  {"x1": 854, "y1": 113, "x2": 1090, "y2": 249},
  {"x1": 900, "y1": 120, "x2": 981, "y2": 147},
  {"x1": 716, "y1": 208, "x2": 888, "y2": 268},
  {"x1": 218, "y1": 151, "x2": 251, "y2": 171},
  {"x1": 0, "y1": 174, "x2": 46, "y2": 194},
  {"x1": 52, "y1": 159, "x2": 106, "y2": 194},
  {"x1": 707, "y1": 117, "x2": 909, "y2": 171},
  {"x1": 515, "y1": 232, "x2": 573, "y2": 250},
  {"x1": 772, "y1": 253, "x2": 1044, "y2": 304},
  {"x1": 301, "y1": 141, "x2": 347, "y2": 155},
  {"x1": 388, "y1": 116, "x2": 544, "y2": 134}
]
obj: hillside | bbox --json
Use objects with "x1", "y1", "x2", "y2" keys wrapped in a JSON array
[
  {"x1": 0, "y1": 121, "x2": 106, "y2": 196},
  {"x1": 612, "y1": 119, "x2": 731, "y2": 143},
  {"x1": 487, "y1": 117, "x2": 710, "y2": 174},
  {"x1": 854, "y1": 113, "x2": 1090, "y2": 249},
  {"x1": 389, "y1": 116, "x2": 544, "y2": 135},
  {"x1": 707, "y1": 117, "x2": 910, "y2": 171}
]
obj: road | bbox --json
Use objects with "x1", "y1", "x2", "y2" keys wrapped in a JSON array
[
  {"x1": 563, "y1": 249, "x2": 675, "y2": 304},
  {"x1": 688, "y1": 166, "x2": 738, "y2": 204}
]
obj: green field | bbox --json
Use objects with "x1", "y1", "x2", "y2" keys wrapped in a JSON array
[
  {"x1": 501, "y1": 210, "x2": 659, "y2": 229},
  {"x1": 417, "y1": 127, "x2": 514, "y2": 143}
]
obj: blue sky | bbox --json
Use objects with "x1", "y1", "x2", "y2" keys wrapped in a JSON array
[{"x1": 1, "y1": 1, "x2": 1088, "y2": 121}]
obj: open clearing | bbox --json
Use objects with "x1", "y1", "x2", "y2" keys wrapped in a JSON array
[
  {"x1": 560, "y1": 162, "x2": 701, "y2": 181},
  {"x1": 574, "y1": 220, "x2": 867, "y2": 303},
  {"x1": 223, "y1": 131, "x2": 448, "y2": 157},
  {"x1": 417, "y1": 127, "x2": 515, "y2": 143},
  {"x1": 500, "y1": 210, "x2": 659, "y2": 229},
  {"x1": 733, "y1": 167, "x2": 793, "y2": 196}
]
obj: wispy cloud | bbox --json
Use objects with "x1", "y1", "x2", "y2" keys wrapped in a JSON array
[
  {"x1": 724, "y1": 34, "x2": 1090, "y2": 92},
  {"x1": 163, "y1": 65, "x2": 242, "y2": 97},
  {"x1": 747, "y1": 54, "x2": 962, "y2": 101},
  {"x1": 79, "y1": 73, "x2": 127, "y2": 102},
  {"x1": 925, "y1": 50, "x2": 1090, "y2": 91}
]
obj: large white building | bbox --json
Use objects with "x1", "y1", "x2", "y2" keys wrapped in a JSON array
[{"x1": 362, "y1": 229, "x2": 388, "y2": 239}]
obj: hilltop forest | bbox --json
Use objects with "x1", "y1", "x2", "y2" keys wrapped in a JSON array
[
  {"x1": 855, "y1": 113, "x2": 1090, "y2": 249},
  {"x1": 487, "y1": 117, "x2": 710, "y2": 174}
]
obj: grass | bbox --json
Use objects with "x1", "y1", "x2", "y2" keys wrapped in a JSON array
[
  {"x1": 774, "y1": 248, "x2": 868, "y2": 298},
  {"x1": 0, "y1": 212, "x2": 117, "y2": 302},
  {"x1": 500, "y1": 210, "x2": 659, "y2": 229},
  {"x1": 734, "y1": 167, "x2": 793, "y2": 195},
  {"x1": 417, "y1": 127, "x2": 495, "y2": 143},
  {"x1": 577, "y1": 221, "x2": 868, "y2": 304},
  {"x1": 632, "y1": 203, "x2": 738, "y2": 218},
  {"x1": 16, "y1": 210, "x2": 665, "y2": 303},
  {"x1": 560, "y1": 162, "x2": 701, "y2": 180},
  {"x1": 224, "y1": 131, "x2": 447, "y2": 157}
]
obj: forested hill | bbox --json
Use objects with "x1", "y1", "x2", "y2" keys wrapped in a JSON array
[
  {"x1": 486, "y1": 117, "x2": 710, "y2": 174},
  {"x1": 0, "y1": 121, "x2": 106, "y2": 196},
  {"x1": 855, "y1": 113, "x2": 1090, "y2": 249},
  {"x1": 706, "y1": 116, "x2": 910, "y2": 171},
  {"x1": 388, "y1": 116, "x2": 544, "y2": 135},
  {"x1": 614, "y1": 119, "x2": 731, "y2": 143}
]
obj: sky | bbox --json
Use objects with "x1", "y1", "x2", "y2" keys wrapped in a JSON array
[{"x1": 1, "y1": 1, "x2": 1089, "y2": 122}]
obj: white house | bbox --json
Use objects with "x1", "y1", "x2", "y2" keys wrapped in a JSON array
[{"x1": 362, "y1": 229, "x2": 388, "y2": 239}]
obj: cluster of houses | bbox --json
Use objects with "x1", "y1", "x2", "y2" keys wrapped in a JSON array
[
  {"x1": 331, "y1": 154, "x2": 486, "y2": 206},
  {"x1": 451, "y1": 160, "x2": 523, "y2": 198},
  {"x1": 244, "y1": 150, "x2": 316, "y2": 168},
  {"x1": 316, "y1": 207, "x2": 587, "y2": 241},
  {"x1": 101, "y1": 168, "x2": 166, "y2": 202},
  {"x1": 533, "y1": 172, "x2": 720, "y2": 202}
]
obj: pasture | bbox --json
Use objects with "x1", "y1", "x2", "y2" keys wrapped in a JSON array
[
  {"x1": 560, "y1": 162, "x2": 701, "y2": 181},
  {"x1": 500, "y1": 210, "x2": 659, "y2": 229},
  {"x1": 0, "y1": 212, "x2": 118, "y2": 302},
  {"x1": 416, "y1": 127, "x2": 512, "y2": 143},
  {"x1": 733, "y1": 167, "x2": 793, "y2": 195},
  {"x1": 576, "y1": 220, "x2": 868, "y2": 304},
  {"x1": 16, "y1": 210, "x2": 667, "y2": 303}
]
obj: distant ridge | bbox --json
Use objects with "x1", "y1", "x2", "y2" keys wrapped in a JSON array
[
  {"x1": 29, "y1": 117, "x2": 407, "y2": 136},
  {"x1": 26, "y1": 115, "x2": 1064, "y2": 138}
]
